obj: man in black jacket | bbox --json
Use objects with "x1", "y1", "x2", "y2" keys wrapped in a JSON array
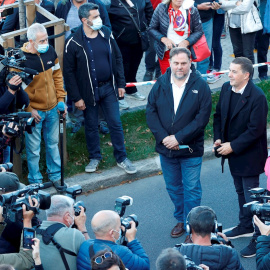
[
  {"x1": 213, "y1": 57, "x2": 268, "y2": 257},
  {"x1": 176, "y1": 206, "x2": 244, "y2": 270},
  {"x1": 63, "y1": 3, "x2": 137, "y2": 174},
  {"x1": 146, "y1": 47, "x2": 212, "y2": 241}
]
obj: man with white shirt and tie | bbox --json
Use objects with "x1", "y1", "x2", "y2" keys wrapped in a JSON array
[{"x1": 146, "y1": 47, "x2": 212, "y2": 242}]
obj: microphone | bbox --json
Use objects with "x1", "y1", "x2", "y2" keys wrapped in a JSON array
[{"x1": 57, "y1": 101, "x2": 65, "y2": 113}]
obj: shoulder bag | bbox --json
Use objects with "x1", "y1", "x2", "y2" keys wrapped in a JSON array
[{"x1": 187, "y1": 8, "x2": 211, "y2": 62}]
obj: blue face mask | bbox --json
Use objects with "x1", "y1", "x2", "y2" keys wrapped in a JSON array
[
  {"x1": 113, "y1": 229, "x2": 122, "y2": 245},
  {"x1": 36, "y1": 43, "x2": 49, "y2": 54},
  {"x1": 87, "y1": 17, "x2": 103, "y2": 31}
]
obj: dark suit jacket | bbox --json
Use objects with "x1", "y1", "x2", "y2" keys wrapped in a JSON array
[{"x1": 213, "y1": 80, "x2": 268, "y2": 176}]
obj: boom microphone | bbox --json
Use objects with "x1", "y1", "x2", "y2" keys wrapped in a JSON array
[{"x1": 57, "y1": 101, "x2": 65, "y2": 113}]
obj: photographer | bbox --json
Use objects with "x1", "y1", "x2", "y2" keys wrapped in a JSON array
[
  {"x1": 77, "y1": 210, "x2": 150, "y2": 270},
  {"x1": 253, "y1": 215, "x2": 270, "y2": 270},
  {"x1": 156, "y1": 248, "x2": 209, "y2": 270},
  {"x1": 35, "y1": 195, "x2": 88, "y2": 270},
  {"x1": 0, "y1": 197, "x2": 39, "y2": 270},
  {"x1": 0, "y1": 171, "x2": 40, "y2": 254},
  {"x1": 176, "y1": 206, "x2": 244, "y2": 270}
]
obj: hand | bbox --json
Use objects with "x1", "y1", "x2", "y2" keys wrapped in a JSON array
[
  {"x1": 161, "y1": 37, "x2": 176, "y2": 50},
  {"x1": 75, "y1": 99, "x2": 86, "y2": 111},
  {"x1": 7, "y1": 75, "x2": 22, "y2": 94},
  {"x1": 31, "y1": 109, "x2": 42, "y2": 124},
  {"x1": 0, "y1": 167, "x2": 6, "y2": 172},
  {"x1": 2, "y1": 122, "x2": 19, "y2": 138},
  {"x1": 22, "y1": 197, "x2": 39, "y2": 228},
  {"x1": 217, "y1": 142, "x2": 233, "y2": 155},
  {"x1": 217, "y1": 232, "x2": 229, "y2": 242},
  {"x1": 197, "y1": 2, "x2": 213, "y2": 10},
  {"x1": 236, "y1": 1, "x2": 241, "y2": 5},
  {"x1": 32, "y1": 238, "x2": 42, "y2": 265},
  {"x1": 212, "y1": 139, "x2": 221, "y2": 152},
  {"x1": 177, "y1": 40, "x2": 190, "y2": 48},
  {"x1": 57, "y1": 106, "x2": 67, "y2": 119},
  {"x1": 211, "y1": 1, "x2": 221, "y2": 9},
  {"x1": 162, "y1": 135, "x2": 179, "y2": 149},
  {"x1": 74, "y1": 206, "x2": 87, "y2": 232},
  {"x1": 118, "y1": 88, "x2": 125, "y2": 98},
  {"x1": 0, "y1": 8, "x2": 6, "y2": 20},
  {"x1": 0, "y1": 206, "x2": 4, "y2": 223},
  {"x1": 254, "y1": 215, "x2": 270, "y2": 236},
  {"x1": 125, "y1": 221, "x2": 137, "y2": 243},
  {"x1": 199, "y1": 265, "x2": 209, "y2": 270}
]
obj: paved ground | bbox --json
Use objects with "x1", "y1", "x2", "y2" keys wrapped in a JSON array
[{"x1": 123, "y1": 30, "x2": 269, "y2": 110}]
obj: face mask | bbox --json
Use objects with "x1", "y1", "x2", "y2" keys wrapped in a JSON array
[
  {"x1": 87, "y1": 17, "x2": 103, "y2": 31},
  {"x1": 35, "y1": 43, "x2": 49, "y2": 54},
  {"x1": 68, "y1": 214, "x2": 75, "y2": 228},
  {"x1": 113, "y1": 229, "x2": 122, "y2": 244}
]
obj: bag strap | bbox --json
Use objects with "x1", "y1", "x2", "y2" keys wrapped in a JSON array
[
  {"x1": 36, "y1": 223, "x2": 77, "y2": 270},
  {"x1": 118, "y1": 0, "x2": 141, "y2": 36}
]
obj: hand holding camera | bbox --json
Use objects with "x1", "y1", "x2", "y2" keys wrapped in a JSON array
[
  {"x1": 124, "y1": 221, "x2": 137, "y2": 243},
  {"x1": 254, "y1": 215, "x2": 270, "y2": 236},
  {"x1": 2, "y1": 122, "x2": 19, "y2": 138},
  {"x1": 7, "y1": 75, "x2": 22, "y2": 94},
  {"x1": 22, "y1": 196, "x2": 39, "y2": 228},
  {"x1": 74, "y1": 205, "x2": 87, "y2": 231}
]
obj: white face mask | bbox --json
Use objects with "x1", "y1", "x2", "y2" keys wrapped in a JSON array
[
  {"x1": 112, "y1": 229, "x2": 122, "y2": 244},
  {"x1": 87, "y1": 17, "x2": 103, "y2": 30},
  {"x1": 68, "y1": 214, "x2": 75, "y2": 228}
]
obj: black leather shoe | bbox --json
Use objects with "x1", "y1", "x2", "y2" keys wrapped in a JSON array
[
  {"x1": 184, "y1": 235, "x2": 193, "y2": 243},
  {"x1": 171, "y1": 223, "x2": 185, "y2": 238}
]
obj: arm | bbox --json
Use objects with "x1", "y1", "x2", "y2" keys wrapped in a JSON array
[
  {"x1": 229, "y1": 0, "x2": 254, "y2": 14},
  {"x1": 149, "y1": 5, "x2": 166, "y2": 42},
  {"x1": 16, "y1": 88, "x2": 30, "y2": 110},
  {"x1": 186, "y1": 7, "x2": 203, "y2": 46},
  {"x1": 213, "y1": 89, "x2": 223, "y2": 142},
  {"x1": 146, "y1": 84, "x2": 169, "y2": 144},
  {"x1": 63, "y1": 39, "x2": 82, "y2": 103},
  {"x1": 174, "y1": 82, "x2": 212, "y2": 144},
  {"x1": 95, "y1": 0, "x2": 111, "y2": 29},
  {"x1": 52, "y1": 56, "x2": 66, "y2": 103},
  {"x1": 0, "y1": 87, "x2": 15, "y2": 113},
  {"x1": 230, "y1": 94, "x2": 268, "y2": 154},
  {"x1": 219, "y1": 0, "x2": 238, "y2": 10},
  {"x1": 144, "y1": 0, "x2": 154, "y2": 26}
]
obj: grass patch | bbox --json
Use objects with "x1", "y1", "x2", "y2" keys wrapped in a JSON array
[{"x1": 20, "y1": 80, "x2": 270, "y2": 181}]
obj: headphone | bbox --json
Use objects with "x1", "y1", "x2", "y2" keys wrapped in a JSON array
[{"x1": 186, "y1": 206, "x2": 218, "y2": 235}]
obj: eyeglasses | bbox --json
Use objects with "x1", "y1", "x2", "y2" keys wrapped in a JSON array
[{"x1": 94, "y1": 252, "x2": 113, "y2": 264}]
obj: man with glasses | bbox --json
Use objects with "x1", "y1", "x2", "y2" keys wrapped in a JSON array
[
  {"x1": 77, "y1": 210, "x2": 150, "y2": 270},
  {"x1": 20, "y1": 23, "x2": 67, "y2": 191}
]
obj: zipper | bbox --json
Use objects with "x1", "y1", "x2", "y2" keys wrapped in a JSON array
[
  {"x1": 38, "y1": 55, "x2": 49, "y2": 109},
  {"x1": 116, "y1": 28, "x2": 125, "y2": 39},
  {"x1": 70, "y1": 39, "x2": 96, "y2": 106},
  {"x1": 108, "y1": 38, "x2": 118, "y2": 99}
]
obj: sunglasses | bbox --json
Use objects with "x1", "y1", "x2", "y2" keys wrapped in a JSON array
[{"x1": 94, "y1": 252, "x2": 113, "y2": 264}]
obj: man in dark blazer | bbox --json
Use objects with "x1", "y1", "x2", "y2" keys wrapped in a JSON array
[{"x1": 213, "y1": 57, "x2": 268, "y2": 258}]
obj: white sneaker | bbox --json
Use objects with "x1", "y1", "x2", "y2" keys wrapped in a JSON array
[
  {"x1": 207, "y1": 70, "x2": 222, "y2": 84},
  {"x1": 119, "y1": 99, "x2": 129, "y2": 110},
  {"x1": 126, "y1": 92, "x2": 146, "y2": 101}
]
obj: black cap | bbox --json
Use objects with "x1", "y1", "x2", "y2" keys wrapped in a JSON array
[{"x1": 0, "y1": 172, "x2": 23, "y2": 193}]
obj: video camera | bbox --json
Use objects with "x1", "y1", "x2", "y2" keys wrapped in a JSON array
[
  {"x1": 0, "y1": 112, "x2": 35, "y2": 136},
  {"x1": 0, "y1": 48, "x2": 38, "y2": 88},
  {"x1": 244, "y1": 187, "x2": 270, "y2": 221},
  {"x1": 0, "y1": 182, "x2": 51, "y2": 223},
  {"x1": 65, "y1": 185, "x2": 86, "y2": 217}
]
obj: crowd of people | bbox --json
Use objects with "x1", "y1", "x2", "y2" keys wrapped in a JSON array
[{"x1": 0, "y1": 0, "x2": 269, "y2": 268}]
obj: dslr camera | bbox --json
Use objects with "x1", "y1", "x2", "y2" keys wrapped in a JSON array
[
  {"x1": 184, "y1": 255, "x2": 203, "y2": 270},
  {"x1": 65, "y1": 185, "x2": 86, "y2": 216},
  {"x1": 244, "y1": 187, "x2": 270, "y2": 221}
]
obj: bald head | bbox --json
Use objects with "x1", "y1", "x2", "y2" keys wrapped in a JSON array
[{"x1": 91, "y1": 210, "x2": 120, "y2": 237}]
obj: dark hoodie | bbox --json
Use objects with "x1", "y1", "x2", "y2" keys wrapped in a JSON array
[
  {"x1": 63, "y1": 25, "x2": 125, "y2": 106},
  {"x1": 146, "y1": 65, "x2": 212, "y2": 158}
]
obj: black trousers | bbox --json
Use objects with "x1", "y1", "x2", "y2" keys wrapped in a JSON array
[
  {"x1": 117, "y1": 42, "x2": 143, "y2": 95},
  {"x1": 229, "y1": 27, "x2": 257, "y2": 63},
  {"x1": 256, "y1": 29, "x2": 270, "y2": 77}
]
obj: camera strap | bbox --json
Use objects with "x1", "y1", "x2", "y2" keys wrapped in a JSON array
[{"x1": 36, "y1": 223, "x2": 77, "y2": 270}]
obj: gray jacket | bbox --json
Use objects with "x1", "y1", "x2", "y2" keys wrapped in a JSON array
[{"x1": 149, "y1": 3, "x2": 203, "y2": 59}]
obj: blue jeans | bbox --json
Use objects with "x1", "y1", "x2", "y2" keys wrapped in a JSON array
[
  {"x1": 83, "y1": 82, "x2": 127, "y2": 163},
  {"x1": 196, "y1": 18, "x2": 213, "y2": 78},
  {"x1": 160, "y1": 154, "x2": 202, "y2": 228},
  {"x1": 209, "y1": 13, "x2": 225, "y2": 71},
  {"x1": 25, "y1": 106, "x2": 61, "y2": 184}
]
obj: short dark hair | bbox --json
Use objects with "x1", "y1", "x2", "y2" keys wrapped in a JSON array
[
  {"x1": 232, "y1": 57, "x2": 253, "y2": 78},
  {"x1": 78, "y1": 3, "x2": 99, "y2": 20},
  {"x1": 156, "y1": 248, "x2": 186, "y2": 270},
  {"x1": 91, "y1": 250, "x2": 125, "y2": 270},
  {"x1": 169, "y1": 47, "x2": 191, "y2": 60},
  {"x1": 0, "y1": 265, "x2": 15, "y2": 270},
  {"x1": 188, "y1": 206, "x2": 217, "y2": 237}
]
